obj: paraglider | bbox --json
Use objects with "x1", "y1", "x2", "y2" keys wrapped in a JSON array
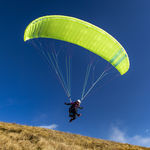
[
  {"x1": 65, "y1": 99, "x2": 83, "y2": 122},
  {"x1": 24, "y1": 15, "x2": 130, "y2": 122}
]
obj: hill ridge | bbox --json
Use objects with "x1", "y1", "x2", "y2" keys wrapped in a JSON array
[{"x1": 0, "y1": 122, "x2": 149, "y2": 150}]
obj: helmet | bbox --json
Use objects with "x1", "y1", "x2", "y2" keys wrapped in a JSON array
[{"x1": 76, "y1": 99, "x2": 81, "y2": 104}]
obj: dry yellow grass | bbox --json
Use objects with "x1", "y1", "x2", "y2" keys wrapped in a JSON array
[{"x1": 0, "y1": 122, "x2": 149, "y2": 150}]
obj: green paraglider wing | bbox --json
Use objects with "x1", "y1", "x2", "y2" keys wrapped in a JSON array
[{"x1": 24, "y1": 15, "x2": 129, "y2": 75}]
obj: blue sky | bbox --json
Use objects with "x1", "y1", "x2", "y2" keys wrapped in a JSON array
[{"x1": 0, "y1": 0, "x2": 150, "y2": 147}]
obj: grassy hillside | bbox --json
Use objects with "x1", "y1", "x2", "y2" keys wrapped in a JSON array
[{"x1": 0, "y1": 122, "x2": 149, "y2": 150}]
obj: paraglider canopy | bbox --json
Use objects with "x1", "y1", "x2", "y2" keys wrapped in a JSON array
[{"x1": 24, "y1": 15, "x2": 130, "y2": 75}]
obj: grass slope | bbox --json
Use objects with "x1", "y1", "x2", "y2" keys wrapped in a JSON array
[{"x1": 0, "y1": 122, "x2": 149, "y2": 150}]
